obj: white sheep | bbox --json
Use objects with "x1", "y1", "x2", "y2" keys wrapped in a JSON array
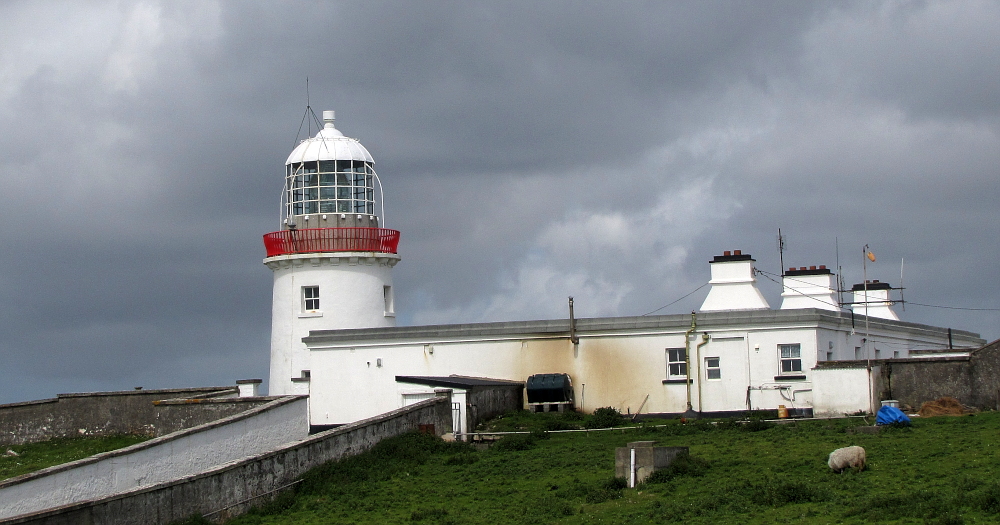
[{"x1": 828, "y1": 446, "x2": 866, "y2": 473}]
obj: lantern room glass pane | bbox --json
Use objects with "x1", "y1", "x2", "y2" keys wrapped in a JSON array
[
  {"x1": 320, "y1": 174, "x2": 336, "y2": 186},
  {"x1": 320, "y1": 201, "x2": 337, "y2": 213},
  {"x1": 304, "y1": 202, "x2": 318, "y2": 214},
  {"x1": 337, "y1": 201, "x2": 350, "y2": 212},
  {"x1": 302, "y1": 161, "x2": 317, "y2": 173},
  {"x1": 320, "y1": 187, "x2": 336, "y2": 199},
  {"x1": 319, "y1": 160, "x2": 336, "y2": 172},
  {"x1": 338, "y1": 187, "x2": 351, "y2": 199},
  {"x1": 337, "y1": 173, "x2": 349, "y2": 185}
]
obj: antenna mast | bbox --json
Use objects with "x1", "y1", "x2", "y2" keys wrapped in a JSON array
[
  {"x1": 900, "y1": 257, "x2": 905, "y2": 311},
  {"x1": 777, "y1": 228, "x2": 786, "y2": 276}
]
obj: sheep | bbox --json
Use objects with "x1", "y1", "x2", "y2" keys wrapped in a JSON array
[{"x1": 828, "y1": 446, "x2": 866, "y2": 473}]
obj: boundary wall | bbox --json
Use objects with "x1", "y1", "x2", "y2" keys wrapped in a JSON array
[
  {"x1": 0, "y1": 394, "x2": 452, "y2": 525},
  {"x1": 0, "y1": 396, "x2": 309, "y2": 520},
  {"x1": 0, "y1": 387, "x2": 276, "y2": 445},
  {"x1": 875, "y1": 339, "x2": 1000, "y2": 410}
]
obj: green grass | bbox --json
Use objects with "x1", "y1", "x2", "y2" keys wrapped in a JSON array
[
  {"x1": 210, "y1": 412, "x2": 1000, "y2": 524},
  {"x1": 0, "y1": 434, "x2": 150, "y2": 481}
]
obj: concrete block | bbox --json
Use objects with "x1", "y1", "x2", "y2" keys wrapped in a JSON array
[{"x1": 614, "y1": 441, "x2": 689, "y2": 486}]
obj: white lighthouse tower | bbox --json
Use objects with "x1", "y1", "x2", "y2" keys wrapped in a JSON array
[{"x1": 263, "y1": 111, "x2": 400, "y2": 396}]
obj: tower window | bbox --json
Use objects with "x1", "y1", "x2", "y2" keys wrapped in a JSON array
[
  {"x1": 384, "y1": 285, "x2": 394, "y2": 316},
  {"x1": 303, "y1": 286, "x2": 320, "y2": 311}
]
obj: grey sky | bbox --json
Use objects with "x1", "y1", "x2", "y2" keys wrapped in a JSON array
[{"x1": 1, "y1": 1, "x2": 997, "y2": 402}]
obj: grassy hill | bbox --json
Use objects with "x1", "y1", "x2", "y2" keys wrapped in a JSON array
[{"x1": 214, "y1": 411, "x2": 1000, "y2": 524}]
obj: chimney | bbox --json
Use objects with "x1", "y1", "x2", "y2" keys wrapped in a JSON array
[
  {"x1": 699, "y1": 250, "x2": 770, "y2": 312},
  {"x1": 850, "y1": 281, "x2": 899, "y2": 320},
  {"x1": 780, "y1": 265, "x2": 837, "y2": 311}
]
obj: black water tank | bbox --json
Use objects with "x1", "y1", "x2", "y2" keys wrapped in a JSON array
[{"x1": 526, "y1": 374, "x2": 573, "y2": 403}]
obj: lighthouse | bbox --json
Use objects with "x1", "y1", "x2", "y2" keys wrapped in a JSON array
[{"x1": 263, "y1": 111, "x2": 400, "y2": 396}]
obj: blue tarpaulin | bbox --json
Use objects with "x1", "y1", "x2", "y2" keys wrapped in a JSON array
[{"x1": 876, "y1": 405, "x2": 912, "y2": 426}]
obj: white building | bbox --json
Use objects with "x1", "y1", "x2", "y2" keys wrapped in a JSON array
[{"x1": 263, "y1": 111, "x2": 984, "y2": 425}]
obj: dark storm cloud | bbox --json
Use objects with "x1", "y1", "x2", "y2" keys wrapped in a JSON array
[{"x1": 0, "y1": 1, "x2": 997, "y2": 403}]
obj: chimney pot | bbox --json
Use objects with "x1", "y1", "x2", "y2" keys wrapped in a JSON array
[
  {"x1": 819, "y1": 265, "x2": 827, "y2": 269},
  {"x1": 800, "y1": 267, "x2": 807, "y2": 271},
  {"x1": 788, "y1": 268, "x2": 794, "y2": 272},
  {"x1": 734, "y1": 250, "x2": 742, "y2": 255},
  {"x1": 724, "y1": 251, "x2": 731, "y2": 256},
  {"x1": 810, "y1": 266, "x2": 817, "y2": 270}
]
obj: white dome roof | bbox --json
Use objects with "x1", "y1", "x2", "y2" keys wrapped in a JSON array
[{"x1": 284, "y1": 113, "x2": 374, "y2": 165}]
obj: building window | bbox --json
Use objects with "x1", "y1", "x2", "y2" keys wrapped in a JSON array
[
  {"x1": 854, "y1": 346, "x2": 862, "y2": 360},
  {"x1": 705, "y1": 357, "x2": 721, "y2": 380},
  {"x1": 893, "y1": 350, "x2": 900, "y2": 359},
  {"x1": 303, "y1": 286, "x2": 320, "y2": 311},
  {"x1": 826, "y1": 351, "x2": 833, "y2": 361},
  {"x1": 779, "y1": 344, "x2": 802, "y2": 374},
  {"x1": 666, "y1": 348, "x2": 687, "y2": 378}
]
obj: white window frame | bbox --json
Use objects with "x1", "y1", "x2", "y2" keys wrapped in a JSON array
[
  {"x1": 302, "y1": 285, "x2": 320, "y2": 312},
  {"x1": 666, "y1": 348, "x2": 687, "y2": 378},
  {"x1": 779, "y1": 343, "x2": 802, "y2": 375},
  {"x1": 705, "y1": 357, "x2": 721, "y2": 380}
]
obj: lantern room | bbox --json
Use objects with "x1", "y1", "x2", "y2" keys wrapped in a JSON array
[{"x1": 283, "y1": 110, "x2": 381, "y2": 230}]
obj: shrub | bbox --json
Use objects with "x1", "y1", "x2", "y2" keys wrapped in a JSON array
[
  {"x1": 642, "y1": 454, "x2": 710, "y2": 484},
  {"x1": 493, "y1": 434, "x2": 537, "y2": 452},
  {"x1": 585, "y1": 477, "x2": 627, "y2": 503},
  {"x1": 741, "y1": 419, "x2": 775, "y2": 432},
  {"x1": 586, "y1": 407, "x2": 626, "y2": 429}
]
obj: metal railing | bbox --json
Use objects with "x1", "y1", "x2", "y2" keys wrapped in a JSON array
[{"x1": 263, "y1": 228, "x2": 400, "y2": 257}]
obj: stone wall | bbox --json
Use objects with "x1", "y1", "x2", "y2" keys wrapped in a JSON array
[
  {"x1": 0, "y1": 387, "x2": 275, "y2": 445},
  {"x1": 0, "y1": 397, "x2": 309, "y2": 520},
  {"x1": 0, "y1": 395, "x2": 452, "y2": 525},
  {"x1": 467, "y1": 384, "x2": 523, "y2": 430},
  {"x1": 870, "y1": 339, "x2": 1000, "y2": 410},
  {"x1": 876, "y1": 357, "x2": 973, "y2": 409}
]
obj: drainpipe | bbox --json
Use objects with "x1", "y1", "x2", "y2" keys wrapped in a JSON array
[
  {"x1": 684, "y1": 312, "x2": 697, "y2": 412},
  {"x1": 568, "y1": 297, "x2": 579, "y2": 344},
  {"x1": 696, "y1": 332, "x2": 710, "y2": 413}
]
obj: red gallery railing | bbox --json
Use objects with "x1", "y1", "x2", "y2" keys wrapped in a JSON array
[{"x1": 263, "y1": 228, "x2": 400, "y2": 257}]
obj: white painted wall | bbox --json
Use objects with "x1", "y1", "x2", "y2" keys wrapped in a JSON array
[
  {"x1": 267, "y1": 252, "x2": 398, "y2": 395},
  {"x1": 309, "y1": 324, "x2": 854, "y2": 425},
  {"x1": 812, "y1": 366, "x2": 875, "y2": 416},
  {"x1": 0, "y1": 397, "x2": 309, "y2": 520}
]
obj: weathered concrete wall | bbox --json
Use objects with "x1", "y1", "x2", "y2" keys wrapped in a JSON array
[
  {"x1": 0, "y1": 396, "x2": 451, "y2": 525},
  {"x1": 0, "y1": 387, "x2": 274, "y2": 446},
  {"x1": 0, "y1": 396, "x2": 308, "y2": 520},
  {"x1": 467, "y1": 384, "x2": 523, "y2": 431}
]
